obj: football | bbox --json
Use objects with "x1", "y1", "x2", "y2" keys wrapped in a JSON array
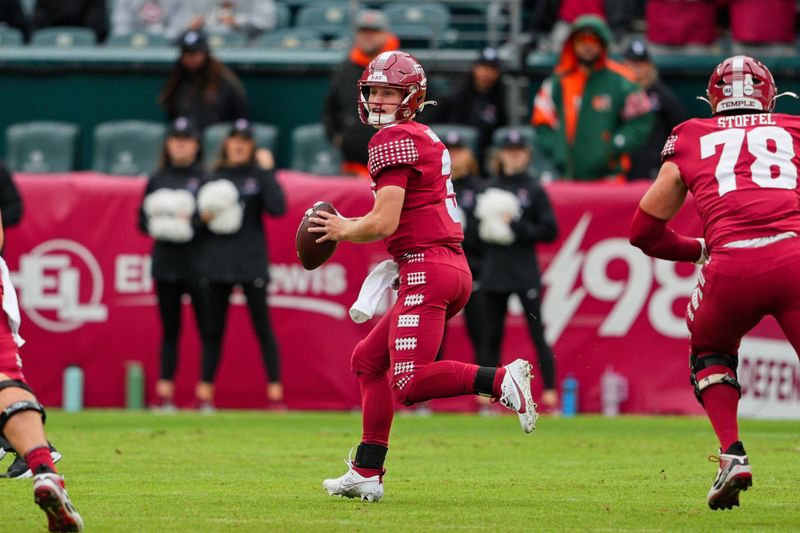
[{"x1": 295, "y1": 201, "x2": 338, "y2": 270}]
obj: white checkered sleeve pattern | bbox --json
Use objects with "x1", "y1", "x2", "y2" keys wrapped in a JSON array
[
  {"x1": 368, "y1": 137, "x2": 419, "y2": 176},
  {"x1": 661, "y1": 134, "x2": 678, "y2": 160}
]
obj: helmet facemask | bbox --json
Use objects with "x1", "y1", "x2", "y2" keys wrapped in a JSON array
[{"x1": 358, "y1": 82, "x2": 420, "y2": 127}]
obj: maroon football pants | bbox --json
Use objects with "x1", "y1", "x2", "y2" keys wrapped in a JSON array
[
  {"x1": 687, "y1": 237, "x2": 800, "y2": 449},
  {"x1": 351, "y1": 247, "x2": 476, "y2": 447},
  {"x1": 688, "y1": 237, "x2": 800, "y2": 358}
]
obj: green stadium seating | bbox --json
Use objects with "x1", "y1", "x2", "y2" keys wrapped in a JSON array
[
  {"x1": 295, "y1": 4, "x2": 350, "y2": 38},
  {"x1": 491, "y1": 125, "x2": 559, "y2": 181},
  {"x1": 275, "y1": 3, "x2": 292, "y2": 29},
  {"x1": 106, "y1": 32, "x2": 171, "y2": 48},
  {"x1": 6, "y1": 121, "x2": 79, "y2": 173},
  {"x1": 206, "y1": 31, "x2": 249, "y2": 49},
  {"x1": 384, "y1": 3, "x2": 451, "y2": 33},
  {"x1": 428, "y1": 124, "x2": 480, "y2": 155},
  {"x1": 290, "y1": 123, "x2": 342, "y2": 175},
  {"x1": 92, "y1": 120, "x2": 166, "y2": 176},
  {"x1": 254, "y1": 29, "x2": 324, "y2": 49},
  {"x1": 0, "y1": 27, "x2": 23, "y2": 46},
  {"x1": 19, "y1": 0, "x2": 34, "y2": 16},
  {"x1": 203, "y1": 122, "x2": 279, "y2": 169},
  {"x1": 31, "y1": 27, "x2": 97, "y2": 47},
  {"x1": 393, "y1": 23, "x2": 435, "y2": 49}
]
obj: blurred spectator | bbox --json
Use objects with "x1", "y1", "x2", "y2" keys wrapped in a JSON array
[
  {"x1": 196, "y1": 119, "x2": 286, "y2": 408},
  {"x1": 475, "y1": 130, "x2": 559, "y2": 412},
  {"x1": 729, "y1": 0, "x2": 795, "y2": 56},
  {"x1": 32, "y1": 0, "x2": 109, "y2": 42},
  {"x1": 427, "y1": 48, "x2": 508, "y2": 168},
  {"x1": 531, "y1": 15, "x2": 653, "y2": 181},
  {"x1": 111, "y1": 0, "x2": 196, "y2": 40},
  {"x1": 188, "y1": 0, "x2": 277, "y2": 39},
  {"x1": 0, "y1": 0, "x2": 28, "y2": 41},
  {"x1": 0, "y1": 163, "x2": 22, "y2": 231},
  {"x1": 622, "y1": 40, "x2": 686, "y2": 180},
  {"x1": 137, "y1": 117, "x2": 207, "y2": 411},
  {"x1": 646, "y1": 0, "x2": 719, "y2": 54},
  {"x1": 158, "y1": 30, "x2": 249, "y2": 131},
  {"x1": 322, "y1": 10, "x2": 399, "y2": 177},
  {"x1": 443, "y1": 132, "x2": 486, "y2": 374}
]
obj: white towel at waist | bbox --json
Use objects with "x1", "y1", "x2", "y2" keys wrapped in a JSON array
[
  {"x1": 0, "y1": 257, "x2": 24, "y2": 347},
  {"x1": 349, "y1": 260, "x2": 399, "y2": 324}
]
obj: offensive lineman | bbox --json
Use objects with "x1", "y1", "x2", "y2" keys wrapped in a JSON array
[
  {"x1": 630, "y1": 56, "x2": 800, "y2": 510},
  {"x1": 309, "y1": 51, "x2": 537, "y2": 502},
  {"x1": 0, "y1": 218, "x2": 83, "y2": 529}
]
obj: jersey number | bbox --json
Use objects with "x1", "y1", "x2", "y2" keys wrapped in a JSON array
[
  {"x1": 442, "y1": 149, "x2": 461, "y2": 224},
  {"x1": 699, "y1": 126, "x2": 797, "y2": 196}
]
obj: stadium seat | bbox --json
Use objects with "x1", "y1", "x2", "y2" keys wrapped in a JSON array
[
  {"x1": 290, "y1": 124, "x2": 342, "y2": 175},
  {"x1": 6, "y1": 121, "x2": 79, "y2": 173},
  {"x1": 92, "y1": 120, "x2": 166, "y2": 176},
  {"x1": 491, "y1": 125, "x2": 559, "y2": 180},
  {"x1": 206, "y1": 31, "x2": 249, "y2": 49},
  {"x1": 18, "y1": 0, "x2": 34, "y2": 16},
  {"x1": 0, "y1": 27, "x2": 23, "y2": 46},
  {"x1": 31, "y1": 27, "x2": 97, "y2": 47},
  {"x1": 254, "y1": 29, "x2": 324, "y2": 49},
  {"x1": 203, "y1": 122, "x2": 279, "y2": 169},
  {"x1": 106, "y1": 32, "x2": 171, "y2": 48},
  {"x1": 428, "y1": 124, "x2": 480, "y2": 155},
  {"x1": 393, "y1": 23, "x2": 435, "y2": 49},
  {"x1": 275, "y1": 3, "x2": 292, "y2": 29},
  {"x1": 295, "y1": 4, "x2": 350, "y2": 38},
  {"x1": 383, "y1": 2, "x2": 450, "y2": 46}
]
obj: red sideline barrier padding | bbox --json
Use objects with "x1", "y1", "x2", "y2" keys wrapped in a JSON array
[{"x1": 3, "y1": 172, "x2": 793, "y2": 414}]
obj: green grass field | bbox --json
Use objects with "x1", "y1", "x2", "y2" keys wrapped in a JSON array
[{"x1": 3, "y1": 411, "x2": 799, "y2": 532}]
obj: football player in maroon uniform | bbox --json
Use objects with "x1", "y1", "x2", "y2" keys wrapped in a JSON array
[
  {"x1": 309, "y1": 51, "x2": 537, "y2": 502},
  {"x1": 0, "y1": 218, "x2": 83, "y2": 530},
  {"x1": 630, "y1": 55, "x2": 800, "y2": 510}
]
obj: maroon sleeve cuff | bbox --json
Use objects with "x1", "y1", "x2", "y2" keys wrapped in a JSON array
[
  {"x1": 374, "y1": 166, "x2": 413, "y2": 191},
  {"x1": 629, "y1": 206, "x2": 703, "y2": 262}
]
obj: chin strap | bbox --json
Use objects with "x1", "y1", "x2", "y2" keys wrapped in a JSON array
[
  {"x1": 696, "y1": 95, "x2": 713, "y2": 113},
  {"x1": 772, "y1": 91, "x2": 800, "y2": 106},
  {"x1": 418, "y1": 100, "x2": 437, "y2": 112}
]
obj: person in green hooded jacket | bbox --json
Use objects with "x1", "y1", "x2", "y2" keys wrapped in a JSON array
[{"x1": 531, "y1": 15, "x2": 653, "y2": 182}]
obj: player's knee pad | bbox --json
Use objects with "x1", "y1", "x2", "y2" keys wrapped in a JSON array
[
  {"x1": 689, "y1": 354, "x2": 741, "y2": 406},
  {"x1": 0, "y1": 395, "x2": 46, "y2": 439}
]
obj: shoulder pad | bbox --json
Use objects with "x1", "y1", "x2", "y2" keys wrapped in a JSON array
[
  {"x1": 368, "y1": 125, "x2": 420, "y2": 177},
  {"x1": 661, "y1": 121, "x2": 687, "y2": 161}
]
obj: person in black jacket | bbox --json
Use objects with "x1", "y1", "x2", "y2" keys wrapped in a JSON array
[
  {"x1": 0, "y1": 163, "x2": 22, "y2": 231},
  {"x1": 443, "y1": 132, "x2": 485, "y2": 365},
  {"x1": 623, "y1": 40, "x2": 687, "y2": 180},
  {"x1": 138, "y1": 117, "x2": 207, "y2": 411},
  {"x1": 196, "y1": 118, "x2": 286, "y2": 407},
  {"x1": 32, "y1": 0, "x2": 108, "y2": 42},
  {"x1": 426, "y1": 48, "x2": 508, "y2": 168},
  {"x1": 475, "y1": 130, "x2": 559, "y2": 412},
  {"x1": 322, "y1": 10, "x2": 399, "y2": 177},
  {"x1": 158, "y1": 30, "x2": 249, "y2": 131}
]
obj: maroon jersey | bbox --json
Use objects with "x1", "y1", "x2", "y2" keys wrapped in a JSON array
[
  {"x1": 662, "y1": 113, "x2": 800, "y2": 250},
  {"x1": 368, "y1": 121, "x2": 464, "y2": 259}
]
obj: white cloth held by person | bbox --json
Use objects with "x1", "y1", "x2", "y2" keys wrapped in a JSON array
[
  {"x1": 475, "y1": 187, "x2": 521, "y2": 245},
  {"x1": 143, "y1": 189, "x2": 196, "y2": 242},
  {"x1": 0, "y1": 257, "x2": 24, "y2": 347},
  {"x1": 198, "y1": 179, "x2": 244, "y2": 234},
  {"x1": 349, "y1": 260, "x2": 399, "y2": 323}
]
